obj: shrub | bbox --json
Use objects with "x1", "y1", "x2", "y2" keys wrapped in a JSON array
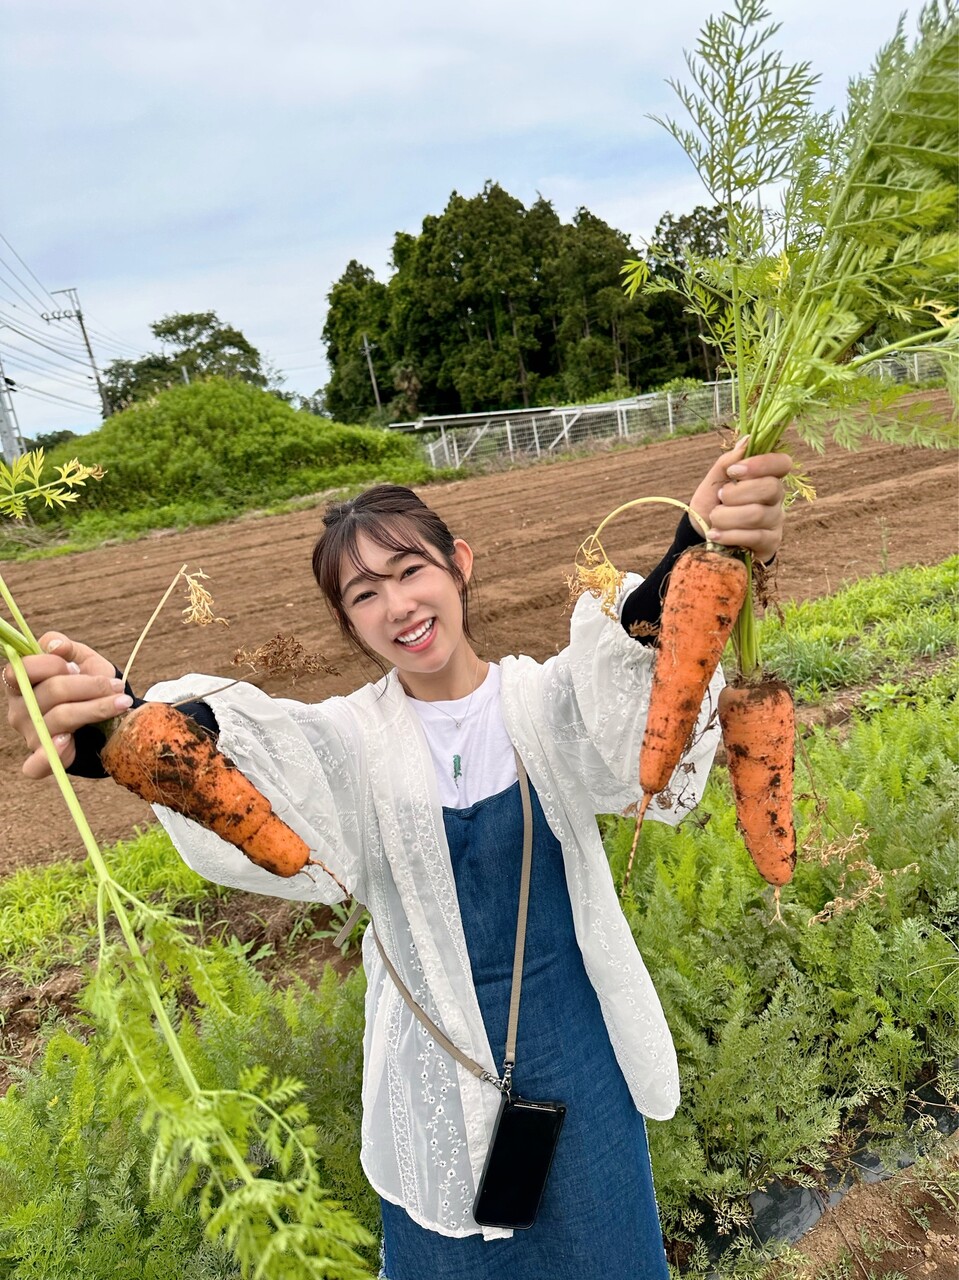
[{"x1": 38, "y1": 379, "x2": 433, "y2": 524}]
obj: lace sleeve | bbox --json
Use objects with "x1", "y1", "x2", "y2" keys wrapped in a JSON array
[{"x1": 143, "y1": 674, "x2": 365, "y2": 904}]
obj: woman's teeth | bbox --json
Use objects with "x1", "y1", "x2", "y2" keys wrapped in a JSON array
[{"x1": 396, "y1": 618, "x2": 434, "y2": 645}]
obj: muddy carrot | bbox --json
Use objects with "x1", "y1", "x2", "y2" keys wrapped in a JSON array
[
  {"x1": 718, "y1": 678, "x2": 796, "y2": 908},
  {"x1": 101, "y1": 701, "x2": 345, "y2": 889},
  {"x1": 621, "y1": 546, "x2": 748, "y2": 893},
  {"x1": 639, "y1": 546, "x2": 748, "y2": 795}
]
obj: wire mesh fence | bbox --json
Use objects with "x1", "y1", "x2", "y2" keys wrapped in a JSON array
[{"x1": 388, "y1": 350, "x2": 950, "y2": 471}]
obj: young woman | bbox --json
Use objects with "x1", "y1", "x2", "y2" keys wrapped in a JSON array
[{"x1": 6, "y1": 440, "x2": 790, "y2": 1279}]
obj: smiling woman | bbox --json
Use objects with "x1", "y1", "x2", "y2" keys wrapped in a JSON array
[
  {"x1": 5, "y1": 451, "x2": 790, "y2": 1279},
  {"x1": 315, "y1": 488, "x2": 484, "y2": 701}
]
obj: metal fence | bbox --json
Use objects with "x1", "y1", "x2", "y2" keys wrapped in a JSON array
[{"x1": 388, "y1": 349, "x2": 949, "y2": 471}]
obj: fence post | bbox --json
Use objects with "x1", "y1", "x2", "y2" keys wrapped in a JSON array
[
  {"x1": 452, "y1": 432, "x2": 460, "y2": 468},
  {"x1": 914, "y1": 353, "x2": 921, "y2": 383},
  {"x1": 532, "y1": 420, "x2": 541, "y2": 457},
  {"x1": 506, "y1": 420, "x2": 514, "y2": 459},
  {"x1": 667, "y1": 392, "x2": 675, "y2": 434}
]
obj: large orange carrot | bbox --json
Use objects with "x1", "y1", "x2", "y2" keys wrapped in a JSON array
[
  {"x1": 101, "y1": 701, "x2": 345, "y2": 889},
  {"x1": 621, "y1": 547, "x2": 748, "y2": 893},
  {"x1": 718, "y1": 678, "x2": 796, "y2": 902},
  {"x1": 640, "y1": 547, "x2": 748, "y2": 794}
]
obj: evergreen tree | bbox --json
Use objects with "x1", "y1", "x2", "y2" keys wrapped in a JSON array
[{"x1": 321, "y1": 184, "x2": 714, "y2": 420}]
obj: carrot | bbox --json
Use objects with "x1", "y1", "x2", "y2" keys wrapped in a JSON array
[
  {"x1": 639, "y1": 547, "x2": 748, "y2": 794},
  {"x1": 101, "y1": 701, "x2": 345, "y2": 889},
  {"x1": 718, "y1": 678, "x2": 796, "y2": 914},
  {"x1": 621, "y1": 546, "x2": 748, "y2": 894}
]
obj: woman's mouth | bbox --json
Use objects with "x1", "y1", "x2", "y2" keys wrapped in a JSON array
[{"x1": 395, "y1": 618, "x2": 435, "y2": 650}]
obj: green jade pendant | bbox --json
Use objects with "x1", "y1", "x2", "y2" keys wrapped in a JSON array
[{"x1": 452, "y1": 754, "x2": 462, "y2": 785}]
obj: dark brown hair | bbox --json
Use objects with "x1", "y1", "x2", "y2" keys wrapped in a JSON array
[{"x1": 312, "y1": 484, "x2": 475, "y2": 672}]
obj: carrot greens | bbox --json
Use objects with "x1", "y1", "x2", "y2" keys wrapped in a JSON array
[{"x1": 623, "y1": 0, "x2": 958, "y2": 679}]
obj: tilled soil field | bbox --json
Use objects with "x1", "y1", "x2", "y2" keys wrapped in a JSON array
[{"x1": 1, "y1": 402, "x2": 956, "y2": 872}]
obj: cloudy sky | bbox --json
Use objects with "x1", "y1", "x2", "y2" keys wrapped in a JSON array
[{"x1": 2, "y1": 0, "x2": 923, "y2": 436}]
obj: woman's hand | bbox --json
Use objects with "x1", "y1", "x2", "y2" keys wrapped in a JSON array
[
  {"x1": 688, "y1": 437, "x2": 792, "y2": 563},
  {"x1": 3, "y1": 633, "x2": 132, "y2": 779}
]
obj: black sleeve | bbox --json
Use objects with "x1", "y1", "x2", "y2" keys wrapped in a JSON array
[
  {"x1": 66, "y1": 671, "x2": 220, "y2": 780},
  {"x1": 619, "y1": 512, "x2": 704, "y2": 645}
]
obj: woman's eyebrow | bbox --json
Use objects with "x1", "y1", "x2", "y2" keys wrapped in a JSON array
[{"x1": 343, "y1": 551, "x2": 416, "y2": 596}]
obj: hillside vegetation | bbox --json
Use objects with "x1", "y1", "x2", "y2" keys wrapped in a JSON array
[{"x1": 8, "y1": 379, "x2": 436, "y2": 555}]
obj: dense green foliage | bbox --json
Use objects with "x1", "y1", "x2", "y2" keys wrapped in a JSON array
[
  {"x1": 0, "y1": 826, "x2": 228, "y2": 983},
  {"x1": 616, "y1": 678, "x2": 957, "y2": 1246},
  {"x1": 0, "y1": 949, "x2": 376, "y2": 1278},
  {"x1": 1, "y1": 558, "x2": 955, "y2": 1275},
  {"x1": 102, "y1": 312, "x2": 270, "y2": 412},
  {"x1": 17, "y1": 378, "x2": 436, "y2": 548},
  {"x1": 322, "y1": 185, "x2": 725, "y2": 422},
  {"x1": 0, "y1": 1030, "x2": 240, "y2": 1279}
]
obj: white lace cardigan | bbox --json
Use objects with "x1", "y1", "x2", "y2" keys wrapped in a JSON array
[{"x1": 146, "y1": 574, "x2": 723, "y2": 1241}]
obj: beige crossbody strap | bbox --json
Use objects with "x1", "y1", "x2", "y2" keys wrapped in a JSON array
[
  {"x1": 338, "y1": 750, "x2": 533, "y2": 1095},
  {"x1": 503, "y1": 755, "x2": 534, "y2": 1089}
]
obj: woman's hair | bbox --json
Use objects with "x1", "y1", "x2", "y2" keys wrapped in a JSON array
[{"x1": 312, "y1": 484, "x2": 475, "y2": 671}]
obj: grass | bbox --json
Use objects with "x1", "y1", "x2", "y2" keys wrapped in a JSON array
[
  {"x1": 0, "y1": 827, "x2": 228, "y2": 983},
  {"x1": 752, "y1": 557, "x2": 958, "y2": 702}
]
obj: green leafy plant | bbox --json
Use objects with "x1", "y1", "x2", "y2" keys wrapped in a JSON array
[
  {"x1": 624, "y1": 0, "x2": 958, "y2": 679},
  {"x1": 0, "y1": 461, "x2": 375, "y2": 1279}
]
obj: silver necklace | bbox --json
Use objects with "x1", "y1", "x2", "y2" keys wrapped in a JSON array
[
  {"x1": 422, "y1": 662, "x2": 484, "y2": 785},
  {"x1": 428, "y1": 666, "x2": 483, "y2": 730}
]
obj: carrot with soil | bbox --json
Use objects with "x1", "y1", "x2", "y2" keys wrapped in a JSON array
[
  {"x1": 638, "y1": 546, "x2": 747, "y2": 800},
  {"x1": 620, "y1": 545, "x2": 748, "y2": 891},
  {"x1": 99, "y1": 700, "x2": 344, "y2": 887},
  {"x1": 573, "y1": 497, "x2": 753, "y2": 893},
  {"x1": 718, "y1": 679, "x2": 797, "y2": 918}
]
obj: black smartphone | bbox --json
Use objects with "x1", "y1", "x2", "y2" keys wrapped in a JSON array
[{"x1": 473, "y1": 1095, "x2": 567, "y2": 1229}]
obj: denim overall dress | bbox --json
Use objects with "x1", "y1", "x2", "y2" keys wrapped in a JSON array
[{"x1": 379, "y1": 781, "x2": 671, "y2": 1280}]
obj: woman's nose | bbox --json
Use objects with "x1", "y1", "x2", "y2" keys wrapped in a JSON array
[{"x1": 384, "y1": 585, "x2": 413, "y2": 622}]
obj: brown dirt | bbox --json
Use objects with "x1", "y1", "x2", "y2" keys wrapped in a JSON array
[
  {"x1": 1, "y1": 397, "x2": 956, "y2": 872},
  {"x1": 762, "y1": 1135, "x2": 959, "y2": 1280}
]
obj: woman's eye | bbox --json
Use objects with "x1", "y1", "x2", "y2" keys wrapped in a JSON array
[
  {"x1": 402, "y1": 564, "x2": 423, "y2": 579},
  {"x1": 352, "y1": 589, "x2": 374, "y2": 604}
]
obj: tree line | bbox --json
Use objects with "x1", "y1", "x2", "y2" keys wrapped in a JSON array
[
  {"x1": 92, "y1": 190, "x2": 727, "y2": 427},
  {"x1": 322, "y1": 184, "x2": 726, "y2": 423}
]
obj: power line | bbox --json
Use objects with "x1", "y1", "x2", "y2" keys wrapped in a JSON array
[
  {"x1": 0, "y1": 319, "x2": 92, "y2": 367},
  {"x1": 0, "y1": 307, "x2": 90, "y2": 355},
  {"x1": 0, "y1": 350, "x2": 25, "y2": 460},
  {"x1": 0, "y1": 346, "x2": 96, "y2": 389},
  {"x1": 0, "y1": 231, "x2": 62, "y2": 311},
  {"x1": 0, "y1": 264, "x2": 52, "y2": 318},
  {"x1": 14, "y1": 381, "x2": 100, "y2": 412},
  {"x1": 82, "y1": 317, "x2": 145, "y2": 357}
]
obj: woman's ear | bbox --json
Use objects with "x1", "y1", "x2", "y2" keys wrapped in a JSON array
[{"x1": 452, "y1": 538, "x2": 474, "y2": 585}]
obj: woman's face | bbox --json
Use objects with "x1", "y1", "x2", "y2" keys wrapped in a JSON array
[{"x1": 339, "y1": 531, "x2": 475, "y2": 692}]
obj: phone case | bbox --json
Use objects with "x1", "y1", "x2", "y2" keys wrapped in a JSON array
[{"x1": 473, "y1": 1095, "x2": 567, "y2": 1229}]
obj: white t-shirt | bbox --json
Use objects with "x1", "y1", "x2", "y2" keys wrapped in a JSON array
[{"x1": 406, "y1": 664, "x2": 518, "y2": 808}]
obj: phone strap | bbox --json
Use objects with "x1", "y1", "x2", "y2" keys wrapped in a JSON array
[{"x1": 335, "y1": 750, "x2": 534, "y2": 1095}]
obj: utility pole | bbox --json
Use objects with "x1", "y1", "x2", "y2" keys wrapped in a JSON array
[
  {"x1": 43, "y1": 287, "x2": 112, "y2": 418},
  {"x1": 361, "y1": 332, "x2": 382, "y2": 410},
  {"x1": 0, "y1": 349, "x2": 24, "y2": 462}
]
